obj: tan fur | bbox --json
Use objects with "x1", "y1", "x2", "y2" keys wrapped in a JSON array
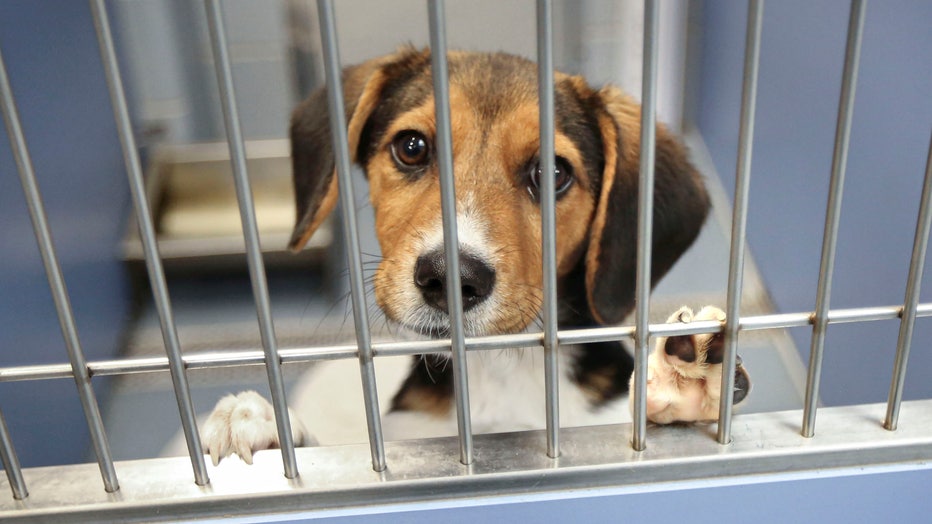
[
  {"x1": 370, "y1": 88, "x2": 595, "y2": 334},
  {"x1": 290, "y1": 49, "x2": 709, "y2": 334},
  {"x1": 290, "y1": 62, "x2": 403, "y2": 252}
]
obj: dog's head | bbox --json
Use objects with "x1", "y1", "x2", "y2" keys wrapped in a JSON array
[{"x1": 289, "y1": 48, "x2": 709, "y2": 337}]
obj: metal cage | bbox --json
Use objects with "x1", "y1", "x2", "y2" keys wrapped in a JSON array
[{"x1": 1, "y1": 0, "x2": 930, "y2": 522}]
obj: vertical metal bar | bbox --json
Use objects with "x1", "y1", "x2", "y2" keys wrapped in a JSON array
[
  {"x1": 427, "y1": 0, "x2": 474, "y2": 465},
  {"x1": 204, "y1": 0, "x2": 298, "y2": 478},
  {"x1": 90, "y1": 0, "x2": 209, "y2": 486},
  {"x1": 536, "y1": 0, "x2": 560, "y2": 459},
  {"x1": 802, "y1": 0, "x2": 866, "y2": 438},
  {"x1": 316, "y1": 0, "x2": 387, "y2": 472},
  {"x1": 632, "y1": 0, "x2": 659, "y2": 452},
  {"x1": 0, "y1": 46, "x2": 120, "y2": 493},
  {"x1": 0, "y1": 407, "x2": 27, "y2": 500},
  {"x1": 884, "y1": 131, "x2": 932, "y2": 430},
  {"x1": 718, "y1": 0, "x2": 764, "y2": 445}
]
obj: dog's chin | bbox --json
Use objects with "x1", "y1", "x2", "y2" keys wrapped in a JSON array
[
  {"x1": 394, "y1": 311, "x2": 534, "y2": 340},
  {"x1": 407, "y1": 323, "x2": 450, "y2": 340}
]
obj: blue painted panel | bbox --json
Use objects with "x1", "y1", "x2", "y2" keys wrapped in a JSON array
[
  {"x1": 0, "y1": 1, "x2": 130, "y2": 466},
  {"x1": 698, "y1": 0, "x2": 932, "y2": 406},
  {"x1": 277, "y1": 468, "x2": 932, "y2": 524}
]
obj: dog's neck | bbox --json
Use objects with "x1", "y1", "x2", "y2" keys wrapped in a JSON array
[{"x1": 389, "y1": 262, "x2": 635, "y2": 418}]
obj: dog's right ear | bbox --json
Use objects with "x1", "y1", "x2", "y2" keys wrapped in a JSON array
[
  {"x1": 288, "y1": 50, "x2": 421, "y2": 252},
  {"x1": 583, "y1": 86, "x2": 711, "y2": 325}
]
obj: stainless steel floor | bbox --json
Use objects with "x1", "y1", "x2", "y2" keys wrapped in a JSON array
[{"x1": 101, "y1": 131, "x2": 807, "y2": 462}]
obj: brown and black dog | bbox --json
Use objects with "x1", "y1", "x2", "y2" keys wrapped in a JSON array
[{"x1": 199, "y1": 48, "x2": 749, "y2": 464}]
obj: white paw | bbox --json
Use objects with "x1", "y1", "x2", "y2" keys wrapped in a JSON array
[
  {"x1": 635, "y1": 305, "x2": 752, "y2": 424},
  {"x1": 201, "y1": 391, "x2": 311, "y2": 465}
]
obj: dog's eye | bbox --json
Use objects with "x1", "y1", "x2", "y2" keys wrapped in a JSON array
[
  {"x1": 391, "y1": 131, "x2": 430, "y2": 169},
  {"x1": 528, "y1": 157, "x2": 574, "y2": 200}
]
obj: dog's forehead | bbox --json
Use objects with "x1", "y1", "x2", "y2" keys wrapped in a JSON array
[
  {"x1": 383, "y1": 53, "x2": 541, "y2": 125},
  {"x1": 449, "y1": 53, "x2": 541, "y2": 116}
]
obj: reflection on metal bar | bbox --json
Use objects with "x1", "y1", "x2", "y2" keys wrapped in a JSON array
[
  {"x1": 89, "y1": 0, "x2": 209, "y2": 486},
  {"x1": 316, "y1": 0, "x2": 387, "y2": 473},
  {"x1": 802, "y1": 0, "x2": 866, "y2": 439},
  {"x1": 428, "y1": 0, "x2": 474, "y2": 466},
  {"x1": 885, "y1": 132, "x2": 932, "y2": 430},
  {"x1": 203, "y1": 0, "x2": 298, "y2": 478},
  {"x1": 536, "y1": 0, "x2": 560, "y2": 459},
  {"x1": 632, "y1": 0, "x2": 660, "y2": 452},
  {"x1": 0, "y1": 46, "x2": 120, "y2": 494},
  {"x1": 4, "y1": 303, "x2": 932, "y2": 384},
  {"x1": 718, "y1": 0, "x2": 764, "y2": 445},
  {"x1": 0, "y1": 408, "x2": 27, "y2": 500}
]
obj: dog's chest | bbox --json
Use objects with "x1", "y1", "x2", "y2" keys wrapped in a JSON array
[
  {"x1": 464, "y1": 347, "x2": 627, "y2": 434},
  {"x1": 292, "y1": 348, "x2": 629, "y2": 446}
]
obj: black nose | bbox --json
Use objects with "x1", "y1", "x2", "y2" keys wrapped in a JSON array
[{"x1": 414, "y1": 250, "x2": 496, "y2": 313}]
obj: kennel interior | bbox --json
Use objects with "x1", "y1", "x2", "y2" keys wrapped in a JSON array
[{"x1": 1, "y1": 0, "x2": 931, "y2": 522}]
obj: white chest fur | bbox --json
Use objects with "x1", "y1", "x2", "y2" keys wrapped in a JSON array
[{"x1": 292, "y1": 346, "x2": 631, "y2": 446}]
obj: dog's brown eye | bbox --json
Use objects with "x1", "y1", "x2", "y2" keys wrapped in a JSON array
[
  {"x1": 528, "y1": 157, "x2": 574, "y2": 200},
  {"x1": 391, "y1": 131, "x2": 430, "y2": 169}
]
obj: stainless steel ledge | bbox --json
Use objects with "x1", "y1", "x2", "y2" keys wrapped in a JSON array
[{"x1": 2, "y1": 400, "x2": 931, "y2": 522}]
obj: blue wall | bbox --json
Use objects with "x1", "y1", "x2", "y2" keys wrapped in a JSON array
[
  {"x1": 293, "y1": 469, "x2": 932, "y2": 524},
  {"x1": 698, "y1": 0, "x2": 932, "y2": 407},
  {"x1": 0, "y1": 1, "x2": 130, "y2": 467}
]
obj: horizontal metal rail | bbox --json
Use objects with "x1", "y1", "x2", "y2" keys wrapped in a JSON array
[
  {"x1": 3, "y1": 400, "x2": 931, "y2": 523},
  {"x1": 2, "y1": 303, "x2": 929, "y2": 384}
]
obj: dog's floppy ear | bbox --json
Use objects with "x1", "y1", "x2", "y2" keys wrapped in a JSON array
[
  {"x1": 288, "y1": 50, "x2": 419, "y2": 252},
  {"x1": 585, "y1": 86, "x2": 710, "y2": 325}
]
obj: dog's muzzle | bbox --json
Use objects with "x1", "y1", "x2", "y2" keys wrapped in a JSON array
[{"x1": 413, "y1": 249, "x2": 496, "y2": 313}]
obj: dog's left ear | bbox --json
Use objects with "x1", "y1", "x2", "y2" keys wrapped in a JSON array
[
  {"x1": 584, "y1": 86, "x2": 710, "y2": 325},
  {"x1": 288, "y1": 49, "x2": 425, "y2": 252}
]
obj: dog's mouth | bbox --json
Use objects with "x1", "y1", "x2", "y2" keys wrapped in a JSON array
[{"x1": 395, "y1": 305, "x2": 536, "y2": 340}]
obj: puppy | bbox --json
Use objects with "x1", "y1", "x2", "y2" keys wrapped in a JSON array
[
  {"x1": 634, "y1": 306, "x2": 751, "y2": 425},
  {"x1": 200, "y1": 48, "x2": 723, "y2": 464}
]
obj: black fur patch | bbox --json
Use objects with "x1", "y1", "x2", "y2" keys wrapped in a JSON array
[
  {"x1": 555, "y1": 78, "x2": 606, "y2": 198},
  {"x1": 560, "y1": 263, "x2": 634, "y2": 404},
  {"x1": 587, "y1": 118, "x2": 711, "y2": 325},
  {"x1": 734, "y1": 365, "x2": 751, "y2": 404},
  {"x1": 357, "y1": 51, "x2": 433, "y2": 168},
  {"x1": 390, "y1": 354, "x2": 454, "y2": 414},
  {"x1": 570, "y1": 340, "x2": 635, "y2": 405}
]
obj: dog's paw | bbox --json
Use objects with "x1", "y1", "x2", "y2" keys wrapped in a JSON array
[
  {"x1": 637, "y1": 305, "x2": 752, "y2": 424},
  {"x1": 201, "y1": 391, "x2": 311, "y2": 465}
]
